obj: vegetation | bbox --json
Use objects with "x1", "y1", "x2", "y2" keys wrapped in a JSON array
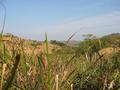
[
  {"x1": 50, "y1": 40, "x2": 65, "y2": 46},
  {"x1": 0, "y1": 33, "x2": 120, "y2": 90}
]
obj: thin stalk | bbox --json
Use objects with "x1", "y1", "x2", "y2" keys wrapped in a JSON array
[
  {"x1": 55, "y1": 74, "x2": 59, "y2": 90},
  {"x1": 0, "y1": 64, "x2": 6, "y2": 90}
]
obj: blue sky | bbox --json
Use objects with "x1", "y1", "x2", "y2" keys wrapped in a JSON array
[{"x1": 0, "y1": 0, "x2": 120, "y2": 40}]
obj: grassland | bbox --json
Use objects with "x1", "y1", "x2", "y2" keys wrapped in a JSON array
[{"x1": 0, "y1": 33, "x2": 120, "y2": 90}]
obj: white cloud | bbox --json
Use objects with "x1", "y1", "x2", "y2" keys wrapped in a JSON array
[
  {"x1": 42, "y1": 11, "x2": 120, "y2": 40},
  {"x1": 49, "y1": 11, "x2": 120, "y2": 31}
]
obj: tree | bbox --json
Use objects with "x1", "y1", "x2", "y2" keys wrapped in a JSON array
[{"x1": 82, "y1": 34, "x2": 97, "y2": 40}]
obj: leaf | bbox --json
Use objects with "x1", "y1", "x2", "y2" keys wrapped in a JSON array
[
  {"x1": 45, "y1": 32, "x2": 49, "y2": 55},
  {"x1": 66, "y1": 32, "x2": 76, "y2": 44}
]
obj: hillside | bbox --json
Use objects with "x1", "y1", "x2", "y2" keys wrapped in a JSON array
[
  {"x1": 102, "y1": 33, "x2": 120, "y2": 39},
  {"x1": 2, "y1": 33, "x2": 120, "y2": 55},
  {"x1": 77, "y1": 33, "x2": 120, "y2": 56},
  {"x1": 101, "y1": 33, "x2": 120, "y2": 47},
  {"x1": 2, "y1": 34, "x2": 61, "y2": 55}
]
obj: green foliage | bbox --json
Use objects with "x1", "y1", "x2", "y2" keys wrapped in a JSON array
[
  {"x1": 82, "y1": 34, "x2": 97, "y2": 40},
  {"x1": 72, "y1": 51, "x2": 120, "y2": 90},
  {"x1": 76, "y1": 39, "x2": 101, "y2": 57},
  {"x1": 101, "y1": 33, "x2": 120, "y2": 48},
  {"x1": 30, "y1": 40, "x2": 41, "y2": 47},
  {"x1": 50, "y1": 40, "x2": 65, "y2": 46}
]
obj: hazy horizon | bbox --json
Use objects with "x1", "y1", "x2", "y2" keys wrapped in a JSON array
[{"x1": 0, "y1": 0, "x2": 120, "y2": 40}]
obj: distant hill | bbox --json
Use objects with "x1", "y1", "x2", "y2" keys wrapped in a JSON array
[
  {"x1": 2, "y1": 33, "x2": 120, "y2": 55},
  {"x1": 102, "y1": 33, "x2": 120, "y2": 39},
  {"x1": 2, "y1": 34, "x2": 61, "y2": 55},
  {"x1": 101, "y1": 33, "x2": 120, "y2": 47},
  {"x1": 66, "y1": 33, "x2": 120, "y2": 47},
  {"x1": 77, "y1": 33, "x2": 120, "y2": 57}
]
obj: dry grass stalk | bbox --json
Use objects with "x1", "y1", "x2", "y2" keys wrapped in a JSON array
[
  {"x1": 41, "y1": 44, "x2": 48, "y2": 70},
  {"x1": 55, "y1": 74, "x2": 59, "y2": 90},
  {"x1": 108, "y1": 80, "x2": 115, "y2": 90},
  {"x1": 71, "y1": 84, "x2": 73, "y2": 90},
  {"x1": 0, "y1": 64, "x2": 7, "y2": 90},
  {"x1": 103, "y1": 76, "x2": 108, "y2": 90}
]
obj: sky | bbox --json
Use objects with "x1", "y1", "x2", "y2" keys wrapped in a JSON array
[{"x1": 0, "y1": 0, "x2": 120, "y2": 40}]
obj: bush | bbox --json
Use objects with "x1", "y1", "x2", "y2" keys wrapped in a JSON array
[{"x1": 50, "y1": 40, "x2": 65, "y2": 46}]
